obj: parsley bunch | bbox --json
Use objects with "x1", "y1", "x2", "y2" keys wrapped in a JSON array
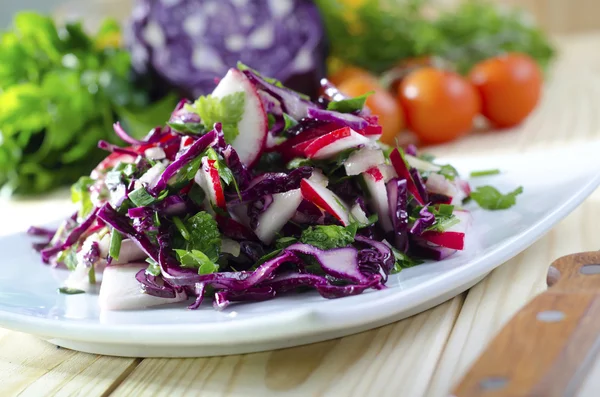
[
  {"x1": 0, "y1": 12, "x2": 176, "y2": 196},
  {"x1": 316, "y1": 0, "x2": 555, "y2": 75}
]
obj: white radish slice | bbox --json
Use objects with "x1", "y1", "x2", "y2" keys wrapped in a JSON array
[
  {"x1": 99, "y1": 263, "x2": 187, "y2": 311},
  {"x1": 300, "y1": 179, "x2": 351, "y2": 226},
  {"x1": 426, "y1": 173, "x2": 467, "y2": 205},
  {"x1": 211, "y1": 68, "x2": 268, "y2": 167},
  {"x1": 304, "y1": 127, "x2": 371, "y2": 160},
  {"x1": 255, "y1": 189, "x2": 303, "y2": 244},
  {"x1": 350, "y1": 203, "x2": 370, "y2": 226},
  {"x1": 405, "y1": 154, "x2": 441, "y2": 172},
  {"x1": 362, "y1": 167, "x2": 393, "y2": 232},
  {"x1": 196, "y1": 157, "x2": 226, "y2": 209},
  {"x1": 109, "y1": 239, "x2": 147, "y2": 265},
  {"x1": 344, "y1": 146, "x2": 385, "y2": 176}
]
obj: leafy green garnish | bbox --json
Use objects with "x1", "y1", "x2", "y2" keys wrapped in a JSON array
[
  {"x1": 437, "y1": 164, "x2": 460, "y2": 181},
  {"x1": 167, "y1": 122, "x2": 207, "y2": 135},
  {"x1": 0, "y1": 13, "x2": 175, "y2": 195},
  {"x1": 275, "y1": 236, "x2": 298, "y2": 249},
  {"x1": 389, "y1": 245, "x2": 424, "y2": 274},
  {"x1": 174, "y1": 249, "x2": 219, "y2": 275},
  {"x1": 470, "y1": 185, "x2": 523, "y2": 210},
  {"x1": 315, "y1": 0, "x2": 554, "y2": 75},
  {"x1": 172, "y1": 211, "x2": 221, "y2": 263},
  {"x1": 300, "y1": 224, "x2": 357, "y2": 250},
  {"x1": 56, "y1": 246, "x2": 78, "y2": 271},
  {"x1": 327, "y1": 91, "x2": 373, "y2": 113},
  {"x1": 470, "y1": 169, "x2": 501, "y2": 177},
  {"x1": 58, "y1": 287, "x2": 85, "y2": 295},
  {"x1": 283, "y1": 113, "x2": 298, "y2": 130},
  {"x1": 186, "y1": 92, "x2": 245, "y2": 143},
  {"x1": 71, "y1": 176, "x2": 94, "y2": 218}
]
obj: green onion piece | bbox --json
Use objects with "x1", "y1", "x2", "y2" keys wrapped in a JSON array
[
  {"x1": 129, "y1": 187, "x2": 157, "y2": 207},
  {"x1": 109, "y1": 231, "x2": 123, "y2": 260},
  {"x1": 470, "y1": 169, "x2": 501, "y2": 177},
  {"x1": 173, "y1": 216, "x2": 191, "y2": 241}
]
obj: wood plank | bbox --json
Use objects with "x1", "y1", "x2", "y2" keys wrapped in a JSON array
[
  {"x1": 111, "y1": 296, "x2": 463, "y2": 397},
  {"x1": 0, "y1": 329, "x2": 138, "y2": 397},
  {"x1": 426, "y1": 192, "x2": 600, "y2": 397}
]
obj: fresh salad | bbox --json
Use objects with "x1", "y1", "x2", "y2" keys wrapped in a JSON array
[{"x1": 28, "y1": 63, "x2": 520, "y2": 311}]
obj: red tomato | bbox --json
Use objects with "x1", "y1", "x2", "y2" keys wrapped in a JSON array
[
  {"x1": 469, "y1": 53, "x2": 542, "y2": 128},
  {"x1": 398, "y1": 67, "x2": 480, "y2": 145},
  {"x1": 328, "y1": 66, "x2": 373, "y2": 86},
  {"x1": 338, "y1": 75, "x2": 405, "y2": 145}
]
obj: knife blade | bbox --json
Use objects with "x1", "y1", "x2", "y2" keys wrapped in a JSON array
[{"x1": 451, "y1": 251, "x2": 600, "y2": 397}]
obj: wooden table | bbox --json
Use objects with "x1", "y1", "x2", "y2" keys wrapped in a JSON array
[{"x1": 1, "y1": 33, "x2": 600, "y2": 397}]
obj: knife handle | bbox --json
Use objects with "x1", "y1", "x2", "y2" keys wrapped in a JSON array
[{"x1": 451, "y1": 252, "x2": 600, "y2": 397}]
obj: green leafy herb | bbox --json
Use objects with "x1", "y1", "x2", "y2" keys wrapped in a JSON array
[
  {"x1": 0, "y1": 13, "x2": 176, "y2": 195},
  {"x1": 186, "y1": 92, "x2": 245, "y2": 143},
  {"x1": 275, "y1": 236, "x2": 298, "y2": 249},
  {"x1": 167, "y1": 122, "x2": 207, "y2": 135},
  {"x1": 109, "y1": 230, "x2": 122, "y2": 260},
  {"x1": 56, "y1": 246, "x2": 78, "y2": 271},
  {"x1": 389, "y1": 245, "x2": 424, "y2": 274},
  {"x1": 470, "y1": 169, "x2": 501, "y2": 177},
  {"x1": 71, "y1": 176, "x2": 94, "y2": 218},
  {"x1": 283, "y1": 113, "x2": 299, "y2": 130},
  {"x1": 58, "y1": 287, "x2": 85, "y2": 295},
  {"x1": 470, "y1": 185, "x2": 523, "y2": 210},
  {"x1": 327, "y1": 91, "x2": 373, "y2": 113},
  {"x1": 172, "y1": 211, "x2": 221, "y2": 263},
  {"x1": 172, "y1": 216, "x2": 190, "y2": 241},
  {"x1": 300, "y1": 225, "x2": 357, "y2": 250},
  {"x1": 174, "y1": 249, "x2": 219, "y2": 275},
  {"x1": 315, "y1": 0, "x2": 554, "y2": 75},
  {"x1": 437, "y1": 164, "x2": 460, "y2": 181},
  {"x1": 205, "y1": 147, "x2": 241, "y2": 198}
]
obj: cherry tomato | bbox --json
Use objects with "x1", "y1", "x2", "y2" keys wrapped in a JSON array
[
  {"x1": 328, "y1": 66, "x2": 373, "y2": 86},
  {"x1": 338, "y1": 75, "x2": 405, "y2": 145},
  {"x1": 398, "y1": 67, "x2": 480, "y2": 145},
  {"x1": 469, "y1": 53, "x2": 542, "y2": 128}
]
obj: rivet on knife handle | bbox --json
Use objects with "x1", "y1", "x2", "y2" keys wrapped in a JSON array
[{"x1": 451, "y1": 252, "x2": 600, "y2": 397}]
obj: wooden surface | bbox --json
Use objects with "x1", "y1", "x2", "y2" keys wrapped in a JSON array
[
  {"x1": 2, "y1": 33, "x2": 600, "y2": 397},
  {"x1": 452, "y1": 252, "x2": 600, "y2": 397}
]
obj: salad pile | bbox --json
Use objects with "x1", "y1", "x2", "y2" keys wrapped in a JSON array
[{"x1": 29, "y1": 64, "x2": 518, "y2": 311}]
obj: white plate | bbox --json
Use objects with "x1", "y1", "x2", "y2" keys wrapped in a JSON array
[{"x1": 1, "y1": 144, "x2": 599, "y2": 358}]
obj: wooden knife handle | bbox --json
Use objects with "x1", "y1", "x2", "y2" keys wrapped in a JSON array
[{"x1": 451, "y1": 252, "x2": 600, "y2": 397}]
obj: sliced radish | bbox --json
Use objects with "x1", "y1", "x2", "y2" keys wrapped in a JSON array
[
  {"x1": 300, "y1": 179, "x2": 351, "y2": 226},
  {"x1": 109, "y1": 238, "x2": 147, "y2": 265},
  {"x1": 211, "y1": 68, "x2": 268, "y2": 167},
  {"x1": 389, "y1": 148, "x2": 425, "y2": 205},
  {"x1": 99, "y1": 263, "x2": 187, "y2": 311},
  {"x1": 196, "y1": 158, "x2": 226, "y2": 209},
  {"x1": 405, "y1": 154, "x2": 441, "y2": 172},
  {"x1": 420, "y1": 231, "x2": 465, "y2": 250},
  {"x1": 304, "y1": 127, "x2": 371, "y2": 160},
  {"x1": 420, "y1": 210, "x2": 471, "y2": 250},
  {"x1": 426, "y1": 173, "x2": 468, "y2": 205},
  {"x1": 362, "y1": 167, "x2": 393, "y2": 232},
  {"x1": 350, "y1": 202, "x2": 370, "y2": 225},
  {"x1": 358, "y1": 124, "x2": 382, "y2": 140},
  {"x1": 255, "y1": 188, "x2": 304, "y2": 244},
  {"x1": 344, "y1": 147, "x2": 385, "y2": 176}
]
